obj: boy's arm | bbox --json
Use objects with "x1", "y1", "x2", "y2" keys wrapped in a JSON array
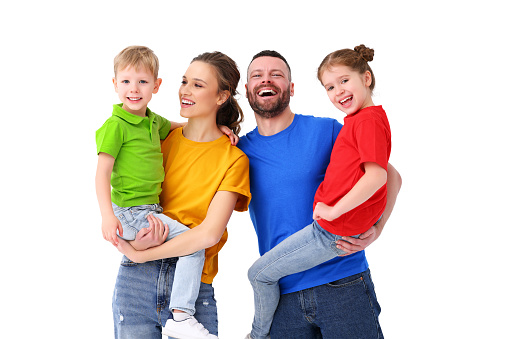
[
  {"x1": 313, "y1": 162, "x2": 387, "y2": 221},
  {"x1": 336, "y1": 163, "x2": 402, "y2": 254},
  {"x1": 96, "y1": 152, "x2": 123, "y2": 245},
  {"x1": 169, "y1": 121, "x2": 187, "y2": 132}
]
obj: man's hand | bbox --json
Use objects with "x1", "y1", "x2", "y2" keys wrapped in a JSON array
[
  {"x1": 218, "y1": 125, "x2": 239, "y2": 145},
  {"x1": 102, "y1": 214, "x2": 123, "y2": 246},
  {"x1": 336, "y1": 224, "x2": 381, "y2": 256}
]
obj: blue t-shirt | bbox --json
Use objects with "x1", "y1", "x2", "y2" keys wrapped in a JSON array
[{"x1": 238, "y1": 114, "x2": 369, "y2": 294}]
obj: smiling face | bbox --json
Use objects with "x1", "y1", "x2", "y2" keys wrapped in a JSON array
[
  {"x1": 179, "y1": 61, "x2": 226, "y2": 119},
  {"x1": 113, "y1": 65, "x2": 161, "y2": 117},
  {"x1": 320, "y1": 64, "x2": 373, "y2": 116},
  {"x1": 246, "y1": 56, "x2": 294, "y2": 118}
]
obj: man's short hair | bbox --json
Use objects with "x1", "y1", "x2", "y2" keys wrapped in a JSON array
[{"x1": 249, "y1": 50, "x2": 291, "y2": 80}]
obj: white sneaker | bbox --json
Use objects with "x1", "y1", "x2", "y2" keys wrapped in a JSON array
[{"x1": 162, "y1": 316, "x2": 218, "y2": 339}]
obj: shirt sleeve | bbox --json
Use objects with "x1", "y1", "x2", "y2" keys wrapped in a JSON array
[
  {"x1": 355, "y1": 118, "x2": 390, "y2": 171},
  {"x1": 156, "y1": 114, "x2": 172, "y2": 140},
  {"x1": 218, "y1": 153, "x2": 251, "y2": 212},
  {"x1": 95, "y1": 119, "x2": 123, "y2": 158}
]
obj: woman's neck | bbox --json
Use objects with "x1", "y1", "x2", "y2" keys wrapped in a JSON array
[{"x1": 182, "y1": 118, "x2": 223, "y2": 142}]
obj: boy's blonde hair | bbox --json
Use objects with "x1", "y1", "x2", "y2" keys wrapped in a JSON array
[{"x1": 114, "y1": 46, "x2": 159, "y2": 79}]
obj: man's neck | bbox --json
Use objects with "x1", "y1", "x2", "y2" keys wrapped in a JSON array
[{"x1": 255, "y1": 108, "x2": 295, "y2": 136}]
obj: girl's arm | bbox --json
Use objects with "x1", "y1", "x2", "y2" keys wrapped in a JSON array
[
  {"x1": 115, "y1": 190, "x2": 239, "y2": 263},
  {"x1": 336, "y1": 162, "x2": 402, "y2": 254},
  {"x1": 313, "y1": 162, "x2": 387, "y2": 221},
  {"x1": 96, "y1": 152, "x2": 123, "y2": 245}
]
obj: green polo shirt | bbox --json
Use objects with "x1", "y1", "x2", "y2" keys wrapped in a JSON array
[{"x1": 96, "y1": 104, "x2": 172, "y2": 207}]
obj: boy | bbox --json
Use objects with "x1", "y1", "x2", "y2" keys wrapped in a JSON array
[{"x1": 95, "y1": 45, "x2": 217, "y2": 339}]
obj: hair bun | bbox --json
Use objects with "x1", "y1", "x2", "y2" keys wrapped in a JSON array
[{"x1": 354, "y1": 44, "x2": 374, "y2": 62}]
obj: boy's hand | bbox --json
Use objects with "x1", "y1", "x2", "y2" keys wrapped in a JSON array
[
  {"x1": 218, "y1": 125, "x2": 239, "y2": 145},
  {"x1": 102, "y1": 214, "x2": 123, "y2": 246},
  {"x1": 313, "y1": 202, "x2": 338, "y2": 221}
]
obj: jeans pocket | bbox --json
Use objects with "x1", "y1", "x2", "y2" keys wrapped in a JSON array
[
  {"x1": 120, "y1": 255, "x2": 137, "y2": 267},
  {"x1": 326, "y1": 273, "x2": 364, "y2": 288}
]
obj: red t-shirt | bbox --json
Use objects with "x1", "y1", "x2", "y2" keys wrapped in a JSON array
[{"x1": 314, "y1": 105, "x2": 391, "y2": 236}]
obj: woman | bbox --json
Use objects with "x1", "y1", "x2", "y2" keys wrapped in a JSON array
[{"x1": 113, "y1": 52, "x2": 251, "y2": 339}]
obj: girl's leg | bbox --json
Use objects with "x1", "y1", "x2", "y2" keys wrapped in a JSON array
[{"x1": 248, "y1": 221, "x2": 342, "y2": 339}]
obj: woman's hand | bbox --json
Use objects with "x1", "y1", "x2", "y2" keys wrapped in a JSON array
[
  {"x1": 336, "y1": 224, "x2": 381, "y2": 256},
  {"x1": 116, "y1": 238, "x2": 146, "y2": 263},
  {"x1": 130, "y1": 214, "x2": 169, "y2": 251}
]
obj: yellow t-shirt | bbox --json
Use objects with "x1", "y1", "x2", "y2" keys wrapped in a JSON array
[{"x1": 159, "y1": 128, "x2": 251, "y2": 284}]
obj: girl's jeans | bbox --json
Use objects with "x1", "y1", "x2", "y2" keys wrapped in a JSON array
[
  {"x1": 248, "y1": 221, "x2": 362, "y2": 339},
  {"x1": 112, "y1": 203, "x2": 205, "y2": 316}
]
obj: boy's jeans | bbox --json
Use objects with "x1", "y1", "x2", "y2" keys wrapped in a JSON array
[
  {"x1": 112, "y1": 203, "x2": 205, "y2": 315},
  {"x1": 248, "y1": 221, "x2": 360, "y2": 339}
]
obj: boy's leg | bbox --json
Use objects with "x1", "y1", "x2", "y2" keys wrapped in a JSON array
[
  {"x1": 112, "y1": 203, "x2": 157, "y2": 240},
  {"x1": 164, "y1": 282, "x2": 219, "y2": 338},
  {"x1": 247, "y1": 221, "x2": 341, "y2": 339},
  {"x1": 153, "y1": 212, "x2": 205, "y2": 315}
]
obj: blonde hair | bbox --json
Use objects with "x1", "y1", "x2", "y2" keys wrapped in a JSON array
[{"x1": 114, "y1": 46, "x2": 159, "y2": 78}]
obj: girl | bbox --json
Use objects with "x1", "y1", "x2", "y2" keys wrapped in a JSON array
[
  {"x1": 246, "y1": 44, "x2": 390, "y2": 339},
  {"x1": 113, "y1": 51, "x2": 251, "y2": 339}
]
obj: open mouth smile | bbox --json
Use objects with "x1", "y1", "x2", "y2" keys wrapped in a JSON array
[
  {"x1": 257, "y1": 87, "x2": 278, "y2": 97},
  {"x1": 181, "y1": 99, "x2": 195, "y2": 106},
  {"x1": 340, "y1": 96, "x2": 353, "y2": 105},
  {"x1": 128, "y1": 97, "x2": 142, "y2": 102}
]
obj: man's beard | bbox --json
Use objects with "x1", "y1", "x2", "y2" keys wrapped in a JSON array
[{"x1": 247, "y1": 85, "x2": 291, "y2": 119}]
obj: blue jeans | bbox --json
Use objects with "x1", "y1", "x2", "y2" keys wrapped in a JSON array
[
  {"x1": 248, "y1": 221, "x2": 364, "y2": 339},
  {"x1": 112, "y1": 203, "x2": 205, "y2": 315},
  {"x1": 113, "y1": 257, "x2": 218, "y2": 339},
  {"x1": 270, "y1": 269, "x2": 382, "y2": 338}
]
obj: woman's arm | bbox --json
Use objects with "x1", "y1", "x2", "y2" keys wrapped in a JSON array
[
  {"x1": 337, "y1": 162, "x2": 402, "y2": 254},
  {"x1": 116, "y1": 190, "x2": 239, "y2": 263}
]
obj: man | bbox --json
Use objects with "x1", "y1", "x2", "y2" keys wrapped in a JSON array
[{"x1": 238, "y1": 50, "x2": 401, "y2": 338}]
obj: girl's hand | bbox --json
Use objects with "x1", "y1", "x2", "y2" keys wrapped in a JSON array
[
  {"x1": 336, "y1": 224, "x2": 380, "y2": 256},
  {"x1": 218, "y1": 125, "x2": 239, "y2": 145},
  {"x1": 313, "y1": 202, "x2": 338, "y2": 221},
  {"x1": 102, "y1": 214, "x2": 123, "y2": 246}
]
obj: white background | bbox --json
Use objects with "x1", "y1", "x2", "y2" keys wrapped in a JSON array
[{"x1": 2, "y1": 1, "x2": 508, "y2": 338}]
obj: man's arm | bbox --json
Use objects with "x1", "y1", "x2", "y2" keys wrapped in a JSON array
[{"x1": 336, "y1": 162, "x2": 402, "y2": 254}]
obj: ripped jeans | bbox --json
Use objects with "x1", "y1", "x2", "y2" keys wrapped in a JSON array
[
  {"x1": 112, "y1": 203, "x2": 205, "y2": 316},
  {"x1": 112, "y1": 257, "x2": 218, "y2": 339}
]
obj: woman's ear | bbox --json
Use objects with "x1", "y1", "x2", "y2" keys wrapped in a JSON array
[{"x1": 218, "y1": 91, "x2": 230, "y2": 106}]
